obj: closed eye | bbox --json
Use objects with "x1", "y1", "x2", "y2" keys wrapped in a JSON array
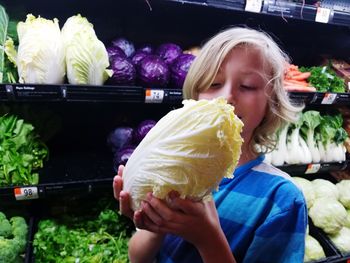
[
  {"x1": 210, "y1": 83, "x2": 222, "y2": 89},
  {"x1": 240, "y1": 85, "x2": 256, "y2": 91}
]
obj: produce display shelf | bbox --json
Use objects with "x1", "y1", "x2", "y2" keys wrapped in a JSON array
[
  {"x1": 2, "y1": 84, "x2": 350, "y2": 106},
  {"x1": 164, "y1": 0, "x2": 350, "y2": 27},
  {"x1": 0, "y1": 152, "x2": 115, "y2": 200},
  {"x1": 0, "y1": 83, "x2": 144, "y2": 103},
  {"x1": 288, "y1": 92, "x2": 350, "y2": 106},
  {"x1": 1, "y1": 160, "x2": 348, "y2": 200},
  {"x1": 277, "y1": 160, "x2": 348, "y2": 176}
]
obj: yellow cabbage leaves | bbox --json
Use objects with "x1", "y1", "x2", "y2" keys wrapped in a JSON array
[{"x1": 123, "y1": 97, "x2": 243, "y2": 211}]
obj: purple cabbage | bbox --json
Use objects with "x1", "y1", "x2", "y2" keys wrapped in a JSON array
[
  {"x1": 110, "y1": 56, "x2": 136, "y2": 85},
  {"x1": 113, "y1": 145, "x2": 136, "y2": 171},
  {"x1": 170, "y1": 54, "x2": 196, "y2": 89},
  {"x1": 138, "y1": 55, "x2": 170, "y2": 87},
  {"x1": 107, "y1": 127, "x2": 134, "y2": 153},
  {"x1": 107, "y1": 46, "x2": 126, "y2": 62},
  {"x1": 134, "y1": 119, "x2": 157, "y2": 143},
  {"x1": 112, "y1": 37, "x2": 135, "y2": 58},
  {"x1": 131, "y1": 51, "x2": 149, "y2": 67},
  {"x1": 156, "y1": 43, "x2": 182, "y2": 65},
  {"x1": 137, "y1": 44, "x2": 154, "y2": 54}
]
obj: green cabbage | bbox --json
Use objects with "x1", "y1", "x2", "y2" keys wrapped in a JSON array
[
  {"x1": 329, "y1": 227, "x2": 350, "y2": 253},
  {"x1": 304, "y1": 234, "x2": 326, "y2": 262},
  {"x1": 17, "y1": 14, "x2": 65, "y2": 84},
  {"x1": 337, "y1": 180, "x2": 350, "y2": 209},
  {"x1": 309, "y1": 198, "x2": 347, "y2": 235},
  {"x1": 312, "y1": 179, "x2": 339, "y2": 200},
  {"x1": 292, "y1": 177, "x2": 315, "y2": 209},
  {"x1": 123, "y1": 98, "x2": 243, "y2": 211},
  {"x1": 62, "y1": 14, "x2": 111, "y2": 85}
]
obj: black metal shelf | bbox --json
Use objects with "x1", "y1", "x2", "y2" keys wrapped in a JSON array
[
  {"x1": 2, "y1": 84, "x2": 350, "y2": 106},
  {"x1": 164, "y1": 0, "x2": 350, "y2": 27}
]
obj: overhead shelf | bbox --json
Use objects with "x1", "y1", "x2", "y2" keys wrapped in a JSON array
[
  {"x1": 164, "y1": 0, "x2": 350, "y2": 27},
  {"x1": 1, "y1": 84, "x2": 350, "y2": 106}
]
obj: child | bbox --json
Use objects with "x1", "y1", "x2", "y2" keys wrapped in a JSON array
[{"x1": 113, "y1": 26, "x2": 308, "y2": 263}]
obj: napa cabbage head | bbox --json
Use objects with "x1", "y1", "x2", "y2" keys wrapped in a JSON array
[
  {"x1": 123, "y1": 97, "x2": 243, "y2": 211},
  {"x1": 17, "y1": 14, "x2": 65, "y2": 84},
  {"x1": 62, "y1": 14, "x2": 112, "y2": 85}
]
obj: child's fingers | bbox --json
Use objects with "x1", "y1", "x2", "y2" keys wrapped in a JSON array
[
  {"x1": 113, "y1": 175, "x2": 123, "y2": 199},
  {"x1": 119, "y1": 191, "x2": 134, "y2": 219},
  {"x1": 117, "y1": 165, "x2": 125, "y2": 177}
]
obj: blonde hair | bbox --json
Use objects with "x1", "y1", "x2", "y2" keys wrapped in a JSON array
[{"x1": 183, "y1": 26, "x2": 303, "y2": 154}]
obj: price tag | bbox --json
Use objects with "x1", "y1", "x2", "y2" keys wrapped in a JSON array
[
  {"x1": 245, "y1": 0, "x2": 263, "y2": 13},
  {"x1": 14, "y1": 187, "x2": 39, "y2": 200},
  {"x1": 315, "y1": 7, "x2": 331, "y2": 23},
  {"x1": 305, "y1": 163, "x2": 321, "y2": 174},
  {"x1": 321, "y1": 93, "x2": 337, "y2": 104},
  {"x1": 145, "y1": 89, "x2": 164, "y2": 103}
]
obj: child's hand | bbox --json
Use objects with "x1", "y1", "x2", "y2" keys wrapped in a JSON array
[
  {"x1": 113, "y1": 165, "x2": 134, "y2": 220},
  {"x1": 136, "y1": 192, "x2": 222, "y2": 249}
]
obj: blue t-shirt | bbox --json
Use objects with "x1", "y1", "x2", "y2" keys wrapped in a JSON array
[{"x1": 157, "y1": 155, "x2": 308, "y2": 263}]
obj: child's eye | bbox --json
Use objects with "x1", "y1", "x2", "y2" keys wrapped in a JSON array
[
  {"x1": 210, "y1": 83, "x2": 222, "y2": 89},
  {"x1": 240, "y1": 85, "x2": 256, "y2": 91}
]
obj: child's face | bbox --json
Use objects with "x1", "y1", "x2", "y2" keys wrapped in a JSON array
[{"x1": 198, "y1": 47, "x2": 272, "y2": 143}]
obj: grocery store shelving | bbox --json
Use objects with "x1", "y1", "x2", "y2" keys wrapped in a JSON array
[
  {"x1": 164, "y1": 0, "x2": 350, "y2": 27},
  {"x1": 2, "y1": 84, "x2": 350, "y2": 106}
]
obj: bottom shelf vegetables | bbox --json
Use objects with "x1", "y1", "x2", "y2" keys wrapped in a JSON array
[
  {"x1": 0, "y1": 211, "x2": 28, "y2": 263},
  {"x1": 33, "y1": 209, "x2": 133, "y2": 263}
]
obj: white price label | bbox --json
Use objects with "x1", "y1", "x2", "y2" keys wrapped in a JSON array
[
  {"x1": 145, "y1": 89, "x2": 164, "y2": 103},
  {"x1": 321, "y1": 93, "x2": 337, "y2": 104},
  {"x1": 305, "y1": 164, "x2": 321, "y2": 174},
  {"x1": 245, "y1": 0, "x2": 263, "y2": 13},
  {"x1": 315, "y1": 7, "x2": 331, "y2": 23},
  {"x1": 14, "y1": 187, "x2": 39, "y2": 200}
]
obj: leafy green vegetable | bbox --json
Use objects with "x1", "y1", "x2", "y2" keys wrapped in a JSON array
[
  {"x1": 0, "y1": 5, "x2": 18, "y2": 84},
  {"x1": 33, "y1": 209, "x2": 133, "y2": 263},
  {"x1": 300, "y1": 66, "x2": 345, "y2": 93},
  {"x1": 0, "y1": 114, "x2": 48, "y2": 186},
  {"x1": 0, "y1": 4, "x2": 9, "y2": 83}
]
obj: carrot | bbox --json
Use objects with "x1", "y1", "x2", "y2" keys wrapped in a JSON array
[
  {"x1": 284, "y1": 84, "x2": 316, "y2": 92},
  {"x1": 285, "y1": 79, "x2": 309, "y2": 86},
  {"x1": 290, "y1": 72, "x2": 311, "y2": 81}
]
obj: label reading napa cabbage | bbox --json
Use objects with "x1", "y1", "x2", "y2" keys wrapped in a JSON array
[{"x1": 123, "y1": 97, "x2": 243, "y2": 211}]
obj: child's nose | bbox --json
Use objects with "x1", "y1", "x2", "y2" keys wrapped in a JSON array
[{"x1": 222, "y1": 83, "x2": 237, "y2": 106}]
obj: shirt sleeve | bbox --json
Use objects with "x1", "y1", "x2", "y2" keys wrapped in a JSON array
[{"x1": 242, "y1": 197, "x2": 308, "y2": 263}]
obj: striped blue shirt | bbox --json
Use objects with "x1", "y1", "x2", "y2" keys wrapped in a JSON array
[{"x1": 157, "y1": 155, "x2": 308, "y2": 263}]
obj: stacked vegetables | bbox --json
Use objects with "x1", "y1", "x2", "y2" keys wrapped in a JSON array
[
  {"x1": 284, "y1": 63, "x2": 346, "y2": 93},
  {"x1": 264, "y1": 111, "x2": 348, "y2": 165},
  {"x1": 107, "y1": 119, "x2": 157, "y2": 172},
  {"x1": 33, "y1": 209, "x2": 133, "y2": 263},
  {"x1": 0, "y1": 211, "x2": 28, "y2": 262},
  {"x1": 107, "y1": 37, "x2": 196, "y2": 89},
  {"x1": 0, "y1": 114, "x2": 48, "y2": 186},
  {"x1": 1, "y1": 9, "x2": 111, "y2": 85},
  {"x1": 292, "y1": 178, "x2": 350, "y2": 258},
  {"x1": 284, "y1": 64, "x2": 316, "y2": 92}
]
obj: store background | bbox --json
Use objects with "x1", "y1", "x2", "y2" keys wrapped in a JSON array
[{"x1": 1, "y1": 0, "x2": 350, "y2": 262}]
